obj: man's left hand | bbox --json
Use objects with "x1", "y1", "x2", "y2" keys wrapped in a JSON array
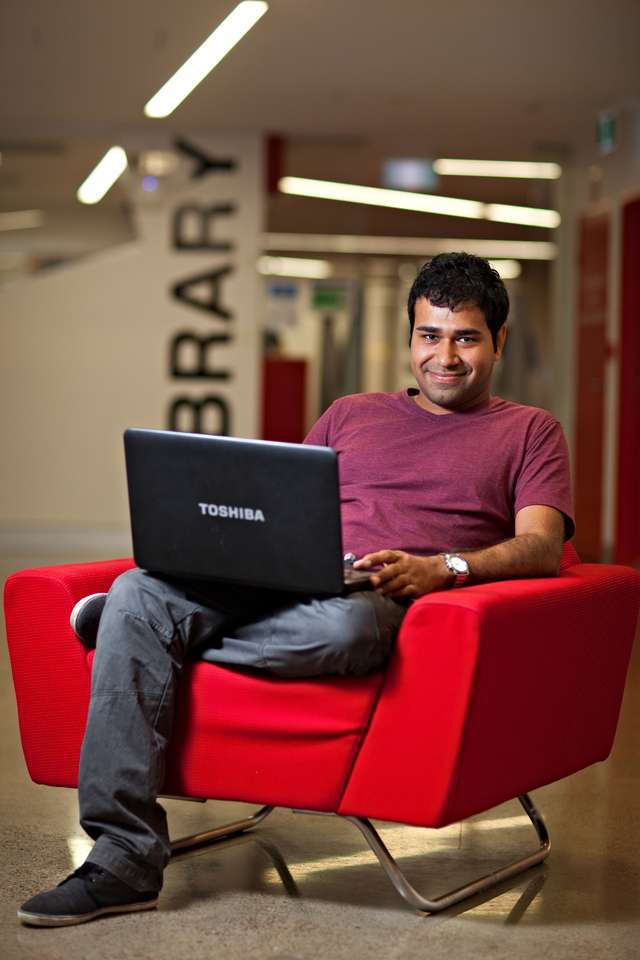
[{"x1": 353, "y1": 550, "x2": 451, "y2": 598}]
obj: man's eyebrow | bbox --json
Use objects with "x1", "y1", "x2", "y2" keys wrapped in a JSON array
[{"x1": 415, "y1": 325, "x2": 483, "y2": 335}]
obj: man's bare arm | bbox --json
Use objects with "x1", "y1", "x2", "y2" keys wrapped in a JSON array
[
  {"x1": 353, "y1": 505, "x2": 566, "y2": 599},
  {"x1": 460, "y1": 504, "x2": 565, "y2": 581}
]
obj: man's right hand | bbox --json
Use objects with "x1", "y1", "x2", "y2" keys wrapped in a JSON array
[{"x1": 354, "y1": 550, "x2": 452, "y2": 598}]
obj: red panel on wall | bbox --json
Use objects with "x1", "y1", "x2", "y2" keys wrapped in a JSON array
[
  {"x1": 615, "y1": 199, "x2": 640, "y2": 566},
  {"x1": 261, "y1": 357, "x2": 307, "y2": 444},
  {"x1": 574, "y1": 215, "x2": 609, "y2": 562}
]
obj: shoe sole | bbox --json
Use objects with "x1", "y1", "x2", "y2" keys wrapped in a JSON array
[
  {"x1": 17, "y1": 898, "x2": 158, "y2": 927},
  {"x1": 69, "y1": 593, "x2": 106, "y2": 640}
]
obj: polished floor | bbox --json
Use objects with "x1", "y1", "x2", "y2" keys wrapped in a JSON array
[{"x1": 1, "y1": 549, "x2": 639, "y2": 960}]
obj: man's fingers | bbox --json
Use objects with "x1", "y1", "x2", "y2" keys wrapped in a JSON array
[
  {"x1": 374, "y1": 572, "x2": 412, "y2": 596},
  {"x1": 353, "y1": 550, "x2": 421, "y2": 597},
  {"x1": 370, "y1": 561, "x2": 403, "y2": 585},
  {"x1": 354, "y1": 550, "x2": 401, "y2": 569}
]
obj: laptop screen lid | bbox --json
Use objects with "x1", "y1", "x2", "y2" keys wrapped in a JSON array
[{"x1": 124, "y1": 428, "x2": 346, "y2": 594}]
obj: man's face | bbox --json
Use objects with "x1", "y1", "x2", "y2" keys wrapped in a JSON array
[{"x1": 410, "y1": 297, "x2": 507, "y2": 415}]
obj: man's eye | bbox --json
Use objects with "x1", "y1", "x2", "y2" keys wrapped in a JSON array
[{"x1": 423, "y1": 334, "x2": 437, "y2": 342}]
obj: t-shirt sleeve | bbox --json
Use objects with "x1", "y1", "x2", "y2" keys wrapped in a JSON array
[
  {"x1": 303, "y1": 403, "x2": 334, "y2": 447},
  {"x1": 515, "y1": 415, "x2": 575, "y2": 540}
]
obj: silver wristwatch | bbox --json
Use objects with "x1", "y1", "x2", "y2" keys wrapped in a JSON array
[{"x1": 441, "y1": 553, "x2": 470, "y2": 588}]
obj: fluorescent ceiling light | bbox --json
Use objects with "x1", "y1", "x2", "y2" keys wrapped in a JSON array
[
  {"x1": 144, "y1": 2, "x2": 269, "y2": 118},
  {"x1": 433, "y1": 159, "x2": 562, "y2": 179},
  {"x1": 77, "y1": 147, "x2": 128, "y2": 205},
  {"x1": 279, "y1": 177, "x2": 560, "y2": 229},
  {"x1": 263, "y1": 234, "x2": 557, "y2": 261},
  {"x1": 0, "y1": 209, "x2": 45, "y2": 231},
  {"x1": 485, "y1": 203, "x2": 560, "y2": 229},
  {"x1": 258, "y1": 255, "x2": 332, "y2": 279},
  {"x1": 280, "y1": 176, "x2": 484, "y2": 220},
  {"x1": 488, "y1": 259, "x2": 522, "y2": 280}
]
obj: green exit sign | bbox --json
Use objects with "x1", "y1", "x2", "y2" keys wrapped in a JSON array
[
  {"x1": 312, "y1": 285, "x2": 347, "y2": 311},
  {"x1": 597, "y1": 112, "x2": 616, "y2": 155}
]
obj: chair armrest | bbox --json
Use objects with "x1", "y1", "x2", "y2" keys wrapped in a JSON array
[
  {"x1": 339, "y1": 564, "x2": 640, "y2": 828},
  {"x1": 3, "y1": 558, "x2": 135, "y2": 786}
]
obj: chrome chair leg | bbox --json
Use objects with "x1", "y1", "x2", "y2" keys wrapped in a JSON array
[
  {"x1": 344, "y1": 794, "x2": 550, "y2": 913},
  {"x1": 169, "y1": 795, "x2": 549, "y2": 913},
  {"x1": 170, "y1": 804, "x2": 275, "y2": 855}
]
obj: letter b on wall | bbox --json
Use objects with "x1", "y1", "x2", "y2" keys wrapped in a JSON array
[{"x1": 168, "y1": 396, "x2": 231, "y2": 435}]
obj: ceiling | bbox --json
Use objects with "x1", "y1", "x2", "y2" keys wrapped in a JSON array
[{"x1": 1, "y1": 0, "x2": 639, "y2": 261}]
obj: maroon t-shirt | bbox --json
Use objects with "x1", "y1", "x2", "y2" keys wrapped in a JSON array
[{"x1": 304, "y1": 390, "x2": 574, "y2": 559}]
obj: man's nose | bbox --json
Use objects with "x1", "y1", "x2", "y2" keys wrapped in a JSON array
[{"x1": 436, "y1": 339, "x2": 460, "y2": 366}]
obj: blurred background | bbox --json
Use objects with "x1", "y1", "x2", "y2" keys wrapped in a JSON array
[{"x1": 1, "y1": 0, "x2": 639, "y2": 567}]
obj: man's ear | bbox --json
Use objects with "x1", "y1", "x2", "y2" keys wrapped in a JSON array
[{"x1": 495, "y1": 324, "x2": 508, "y2": 359}]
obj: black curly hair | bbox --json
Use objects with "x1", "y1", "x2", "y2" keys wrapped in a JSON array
[{"x1": 407, "y1": 252, "x2": 509, "y2": 349}]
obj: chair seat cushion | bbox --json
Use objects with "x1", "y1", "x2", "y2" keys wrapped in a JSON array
[{"x1": 86, "y1": 652, "x2": 384, "y2": 811}]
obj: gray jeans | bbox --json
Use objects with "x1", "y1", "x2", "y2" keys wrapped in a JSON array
[{"x1": 78, "y1": 568, "x2": 407, "y2": 892}]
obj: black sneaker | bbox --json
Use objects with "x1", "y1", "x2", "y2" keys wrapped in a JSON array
[
  {"x1": 70, "y1": 593, "x2": 107, "y2": 648},
  {"x1": 17, "y1": 863, "x2": 159, "y2": 927}
]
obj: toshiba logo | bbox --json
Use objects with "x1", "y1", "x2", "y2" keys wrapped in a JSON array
[{"x1": 198, "y1": 502, "x2": 266, "y2": 522}]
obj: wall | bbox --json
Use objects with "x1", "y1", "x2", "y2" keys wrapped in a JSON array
[
  {"x1": 552, "y1": 102, "x2": 640, "y2": 561},
  {"x1": 0, "y1": 136, "x2": 262, "y2": 558}
]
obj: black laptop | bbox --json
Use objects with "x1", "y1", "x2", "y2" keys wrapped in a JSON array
[{"x1": 124, "y1": 428, "x2": 372, "y2": 595}]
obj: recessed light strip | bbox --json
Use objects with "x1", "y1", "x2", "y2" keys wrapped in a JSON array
[
  {"x1": 258, "y1": 255, "x2": 332, "y2": 279},
  {"x1": 144, "y1": 2, "x2": 269, "y2": 119},
  {"x1": 0, "y1": 209, "x2": 45, "y2": 231},
  {"x1": 258, "y1": 252, "x2": 520, "y2": 281},
  {"x1": 485, "y1": 203, "x2": 560, "y2": 228},
  {"x1": 488, "y1": 259, "x2": 522, "y2": 280},
  {"x1": 280, "y1": 176, "x2": 484, "y2": 220},
  {"x1": 433, "y1": 159, "x2": 562, "y2": 180},
  {"x1": 278, "y1": 176, "x2": 560, "y2": 229},
  {"x1": 77, "y1": 147, "x2": 128, "y2": 205},
  {"x1": 263, "y1": 233, "x2": 557, "y2": 261}
]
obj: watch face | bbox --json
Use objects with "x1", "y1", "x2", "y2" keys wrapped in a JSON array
[{"x1": 451, "y1": 556, "x2": 468, "y2": 574}]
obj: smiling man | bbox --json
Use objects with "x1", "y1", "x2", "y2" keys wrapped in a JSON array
[
  {"x1": 307, "y1": 252, "x2": 574, "y2": 599},
  {"x1": 18, "y1": 252, "x2": 574, "y2": 928}
]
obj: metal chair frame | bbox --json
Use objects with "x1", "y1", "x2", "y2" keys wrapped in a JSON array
[{"x1": 169, "y1": 793, "x2": 550, "y2": 913}]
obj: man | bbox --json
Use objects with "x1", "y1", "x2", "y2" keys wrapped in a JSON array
[{"x1": 18, "y1": 252, "x2": 573, "y2": 926}]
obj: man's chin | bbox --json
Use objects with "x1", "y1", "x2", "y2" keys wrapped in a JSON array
[
  {"x1": 427, "y1": 381, "x2": 464, "y2": 401},
  {"x1": 417, "y1": 385, "x2": 481, "y2": 413},
  {"x1": 414, "y1": 389, "x2": 460, "y2": 413}
]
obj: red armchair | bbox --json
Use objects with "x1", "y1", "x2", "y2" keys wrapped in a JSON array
[{"x1": 4, "y1": 544, "x2": 640, "y2": 912}]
